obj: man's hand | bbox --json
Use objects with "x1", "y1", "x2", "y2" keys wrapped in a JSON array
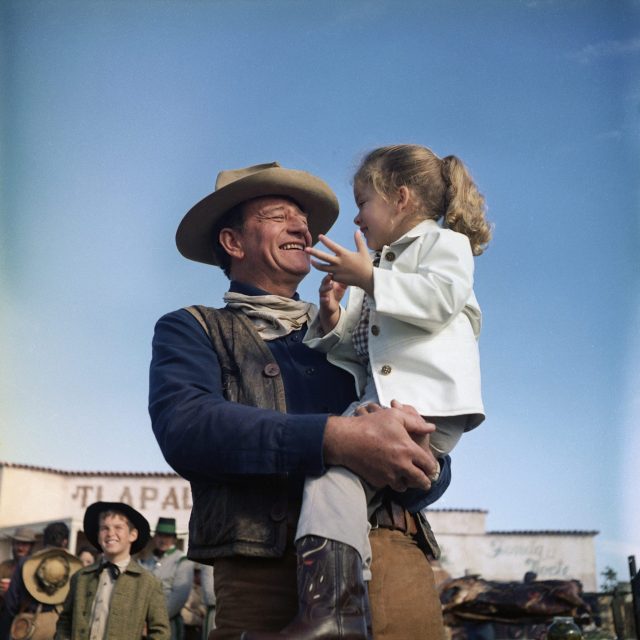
[
  {"x1": 323, "y1": 402, "x2": 438, "y2": 492},
  {"x1": 317, "y1": 274, "x2": 347, "y2": 334},
  {"x1": 306, "y1": 232, "x2": 374, "y2": 295}
]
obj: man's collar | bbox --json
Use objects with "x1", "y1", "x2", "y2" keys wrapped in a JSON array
[{"x1": 229, "y1": 280, "x2": 300, "y2": 301}]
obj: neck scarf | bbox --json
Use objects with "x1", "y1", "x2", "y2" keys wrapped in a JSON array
[{"x1": 224, "y1": 291, "x2": 317, "y2": 341}]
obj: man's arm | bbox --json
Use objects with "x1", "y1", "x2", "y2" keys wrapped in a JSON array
[{"x1": 149, "y1": 310, "x2": 327, "y2": 481}]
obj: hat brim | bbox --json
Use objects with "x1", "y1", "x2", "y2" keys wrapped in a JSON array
[
  {"x1": 23, "y1": 548, "x2": 83, "y2": 605},
  {"x1": 176, "y1": 166, "x2": 339, "y2": 266},
  {"x1": 83, "y1": 502, "x2": 150, "y2": 555}
]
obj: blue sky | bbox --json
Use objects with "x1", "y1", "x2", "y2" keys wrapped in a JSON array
[{"x1": 1, "y1": 0, "x2": 638, "y2": 583}]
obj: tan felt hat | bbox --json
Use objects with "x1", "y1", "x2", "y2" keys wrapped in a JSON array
[{"x1": 176, "y1": 162, "x2": 339, "y2": 266}]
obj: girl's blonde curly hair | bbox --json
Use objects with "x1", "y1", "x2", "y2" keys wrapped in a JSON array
[{"x1": 353, "y1": 144, "x2": 492, "y2": 256}]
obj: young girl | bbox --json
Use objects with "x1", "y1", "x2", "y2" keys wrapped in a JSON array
[{"x1": 244, "y1": 145, "x2": 491, "y2": 640}]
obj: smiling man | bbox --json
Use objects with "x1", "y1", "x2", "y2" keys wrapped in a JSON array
[{"x1": 149, "y1": 162, "x2": 452, "y2": 640}]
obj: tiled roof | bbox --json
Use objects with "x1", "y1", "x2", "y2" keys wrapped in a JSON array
[
  {"x1": 488, "y1": 530, "x2": 599, "y2": 536},
  {"x1": 0, "y1": 461, "x2": 179, "y2": 478},
  {"x1": 426, "y1": 508, "x2": 488, "y2": 513}
]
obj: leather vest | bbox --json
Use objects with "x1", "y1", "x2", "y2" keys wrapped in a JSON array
[{"x1": 183, "y1": 305, "x2": 297, "y2": 564}]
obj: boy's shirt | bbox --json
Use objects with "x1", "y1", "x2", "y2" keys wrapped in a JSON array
[{"x1": 89, "y1": 556, "x2": 130, "y2": 640}]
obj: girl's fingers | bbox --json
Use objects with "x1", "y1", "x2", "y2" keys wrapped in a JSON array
[
  {"x1": 354, "y1": 231, "x2": 369, "y2": 255},
  {"x1": 317, "y1": 234, "x2": 347, "y2": 254},
  {"x1": 310, "y1": 258, "x2": 332, "y2": 272},
  {"x1": 306, "y1": 246, "x2": 337, "y2": 264}
]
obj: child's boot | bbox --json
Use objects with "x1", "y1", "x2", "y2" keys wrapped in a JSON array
[{"x1": 241, "y1": 535, "x2": 370, "y2": 639}]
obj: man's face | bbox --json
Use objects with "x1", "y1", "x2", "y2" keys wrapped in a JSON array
[
  {"x1": 98, "y1": 514, "x2": 138, "y2": 562},
  {"x1": 12, "y1": 540, "x2": 34, "y2": 560},
  {"x1": 224, "y1": 196, "x2": 313, "y2": 293},
  {"x1": 154, "y1": 533, "x2": 176, "y2": 552}
]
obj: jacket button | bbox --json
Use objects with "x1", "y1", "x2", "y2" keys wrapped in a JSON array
[
  {"x1": 270, "y1": 503, "x2": 287, "y2": 521},
  {"x1": 263, "y1": 363, "x2": 280, "y2": 377},
  {"x1": 370, "y1": 325, "x2": 380, "y2": 336},
  {"x1": 384, "y1": 251, "x2": 396, "y2": 261},
  {"x1": 380, "y1": 365, "x2": 392, "y2": 375}
]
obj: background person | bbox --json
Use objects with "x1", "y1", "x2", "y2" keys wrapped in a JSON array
[
  {"x1": 0, "y1": 522, "x2": 75, "y2": 639},
  {"x1": 55, "y1": 501, "x2": 170, "y2": 640},
  {"x1": 75, "y1": 546, "x2": 99, "y2": 568},
  {"x1": 0, "y1": 527, "x2": 37, "y2": 607},
  {"x1": 140, "y1": 517, "x2": 194, "y2": 640}
]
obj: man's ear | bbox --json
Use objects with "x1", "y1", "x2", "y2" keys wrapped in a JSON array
[
  {"x1": 129, "y1": 528, "x2": 139, "y2": 543},
  {"x1": 218, "y1": 228, "x2": 245, "y2": 260}
]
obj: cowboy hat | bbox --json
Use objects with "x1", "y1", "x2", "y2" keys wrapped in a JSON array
[
  {"x1": 22, "y1": 548, "x2": 82, "y2": 605},
  {"x1": 83, "y1": 502, "x2": 150, "y2": 555},
  {"x1": 4, "y1": 526, "x2": 37, "y2": 543},
  {"x1": 176, "y1": 162, "x2": 339, "y2": 266},
  {"x1": 154, "y1": 517, "x2": 177, "y2": 536}
]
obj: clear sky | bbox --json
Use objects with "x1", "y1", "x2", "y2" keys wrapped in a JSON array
[{"x1": 1, "y1": 0, "x2": 638, "y2": 584}]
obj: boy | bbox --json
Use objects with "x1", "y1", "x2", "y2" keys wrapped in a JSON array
[{"x1": 56, "y1": 501, "x2": 170, "y2": 640}]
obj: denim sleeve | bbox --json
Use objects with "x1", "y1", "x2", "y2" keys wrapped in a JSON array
[
  {"x1": 148, "y1": 309, "x2": 327, "y2": 482},
  {"x1": 391, "y1": 455, "x2": 452, "y2": 513}
]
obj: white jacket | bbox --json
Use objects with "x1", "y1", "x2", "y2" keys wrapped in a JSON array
[{"x1": 304, "y1": 219, "x2": 484, "y2": 428}]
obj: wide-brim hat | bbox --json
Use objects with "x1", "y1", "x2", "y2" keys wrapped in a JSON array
[
  {"x1": 4, "y1": 526, "x2": 37, "y2": 543},
  {"x1": 23, "y1": 547, "x2": 82, "y2": 605},
  {"x1": 83, "y1": 502, "x2": 150, "y2": 555},
  {"x1": 176, "y1": 162, "x2": 339, "y2": 266}
]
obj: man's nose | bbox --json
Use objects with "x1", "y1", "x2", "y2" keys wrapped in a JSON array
[
  {"x1": 289, "y1": 214, "x2": 308, "y2": 230},
  {"x1": 353, "y1": 212, "x2": 361, "y2": 226}
]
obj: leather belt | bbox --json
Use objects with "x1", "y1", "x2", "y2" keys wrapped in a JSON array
[{"x1": 370, "y1": 500, "x2": 418, "y2": 535}]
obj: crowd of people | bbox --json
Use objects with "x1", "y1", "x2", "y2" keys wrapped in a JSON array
[{"x1": 0, "y1": 510, "x2": 215, "y2": 640}]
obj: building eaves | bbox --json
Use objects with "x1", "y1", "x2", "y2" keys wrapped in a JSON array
[
  {"x1": 488, "y1": 530, "x2": 599, "y2": 536},
  {"x1": 0, "y1": 461, "x2": 179, "y2": 478}
]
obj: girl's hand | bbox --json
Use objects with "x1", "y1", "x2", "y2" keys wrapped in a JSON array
[
  {"x1": 318, "y1": 274, "x2": 347, "y2": 333},
  {"x1": 306, "y1": 232, "x2": 374, "y2": 295}
]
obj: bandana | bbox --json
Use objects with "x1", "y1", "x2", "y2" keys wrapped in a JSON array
[{"x1": 224, "y1": 291, "x2": 317, "y2": 340}]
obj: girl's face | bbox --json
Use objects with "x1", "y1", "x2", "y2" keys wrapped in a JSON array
[{"x1": 353, "y1": 183, "x2": 398, "y2": 251}]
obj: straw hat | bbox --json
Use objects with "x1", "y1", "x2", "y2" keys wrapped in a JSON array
[
  {"x1": 22, "y1": 548, "x2": 82, "y2": 605},
  {"x1": 176, "y1": 162, "x2": 339, "y2": 266}
]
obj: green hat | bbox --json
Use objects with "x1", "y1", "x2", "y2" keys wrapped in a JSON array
[{"x1": 154, "y1": 517, "x2": 177, "y2": 536}]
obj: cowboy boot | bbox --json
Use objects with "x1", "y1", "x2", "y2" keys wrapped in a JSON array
[{"x1": 241, "y1": 535, "x2": 370, "y2": 640}]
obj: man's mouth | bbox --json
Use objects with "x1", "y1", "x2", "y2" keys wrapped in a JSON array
[{"x1": 280, "y1": 243, "x2": 305, "y2": 250}]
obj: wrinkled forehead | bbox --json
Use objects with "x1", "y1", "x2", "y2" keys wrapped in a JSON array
[{"x1": 242, "y1": 195, "x2": 307, "y2": 218}]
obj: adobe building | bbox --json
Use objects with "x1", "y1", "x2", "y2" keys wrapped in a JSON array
[{"x1": 0, "y1": 462, "x2": 598, "y2": 590}]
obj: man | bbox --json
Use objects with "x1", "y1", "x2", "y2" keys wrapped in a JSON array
[
  {"x1": 149, "y1": 162, "x2": 451, "y2": 640},
  {"x1": 0, "y1": 527, "x2": 37, "y2": 604},
  {"x1": 140, "y1": 517, "x2": 194, "y2": 640},
  {"x1": 0, "y1": 522, "x2": 74, "y2": 638}
]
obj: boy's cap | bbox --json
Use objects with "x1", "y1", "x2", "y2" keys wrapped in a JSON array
[
  {"x1": 83, "y1": 501, "x2": 150, "y2": 555},
  {"x1": 154, "y1": 517, "x2": 177, "y2": 536}
]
